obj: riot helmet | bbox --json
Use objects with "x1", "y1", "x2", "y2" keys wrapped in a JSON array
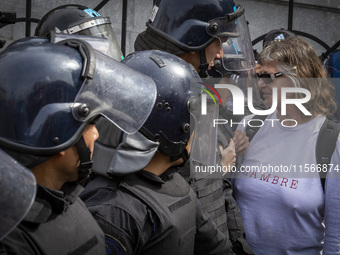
[
  {"x1": 91, "y1": 51, "x2": 200, "y2": 175},
  {"x1": 35, "y1": 4, "x2": 123, "y2": 61},
  {"x1": 122, "y1": 50, "x2": 218, "y2": 166},
  {"x1": 90, "y1": 50, "x2": 218, "y2": 177},
  {"x1": 144, "y1": 0, "x2": 254, "y2": 75},
  {"x1": 122, "y1": 50, "x2": 201, "y2": 159},
  {"x1": 0, "y1": 38, "x2": 156, "y2": 160}
]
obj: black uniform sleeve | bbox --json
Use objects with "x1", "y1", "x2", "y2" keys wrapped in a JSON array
[{"x1": 194, "y1": 198, "x2": 235, "y2": 255}]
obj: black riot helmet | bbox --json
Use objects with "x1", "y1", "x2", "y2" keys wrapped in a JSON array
[
  {"x1": 122, "y1": 50, "x2": 203, "y2": 159},
  {"x1": 0, "y1": 38, "x2": 156, "y2": 158},
  {"x1": 144, "y1": 0, "x2": 254, "y2": 76},
  {"x1": 35, "y1": 4, "x2": 123, "y2": 61}
]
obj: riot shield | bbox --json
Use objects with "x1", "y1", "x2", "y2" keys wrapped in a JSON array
[{"x1": 0, "y1": 149, "x2": 36, "y2": 240}]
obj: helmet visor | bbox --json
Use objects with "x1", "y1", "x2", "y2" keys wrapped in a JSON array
[
  {"x1": 207, "y1": 5, "x2": 255, "y2": 71},
  {"x1": 73, "y1": 50, "x2": 157, "y2": 134},
  {"x1": 189, "y1": 85, "x2": 218, "y2": 167},
  {"x1": 0, "y1": 149, "x2": 36, "y2": 240},
  {"x1": 78, "y1": 22, "x2": 124, "y2": 61},
  {"x1": 62, "y1": 17, "x2": 124, "y2": 61},
  {"x1": 51, "y1": 33, "x2": 113, "y2": 59}
]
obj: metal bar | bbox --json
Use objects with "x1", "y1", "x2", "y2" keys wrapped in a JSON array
[
  {"x1": 0, "y1": 17, "x2": 39, "y2": 30},
  {"x1": 253, "y1": 0, "x2": 340, "y2": 13},
  {"x1": 320, "y1": 40, "x2": 340, "y2": 61},
  {"x1": 288, "y1": 0, "x2": 294, "y2": 30},
  {"x1": 16, "y1": 17, "x2": 40, "y2": 23},
  {"x1": 94, "y1": 0, "x2": 111, "y2": 12},
  {"x1": 25, "y1": 0, "x2": 32, "y2": 37},
  {"x1": 291, "y1": 30, "x2": 331, "y2": 51},
  {"x1": 121, "y1": 0, "x2": 127, "y2": 56},
  {"x1": 329, "y1": 40, "x2": 340, "y2": 53},
  {"x1": 252, "y1": 34, "x2": 267, "y2": 46}
]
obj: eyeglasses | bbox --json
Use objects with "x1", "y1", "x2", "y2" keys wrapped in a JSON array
[{"x1": 256, "y1": 72, "x2": 284, "y2": 84}]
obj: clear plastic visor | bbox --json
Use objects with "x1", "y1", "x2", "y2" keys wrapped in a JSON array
[
  {"x1": 82, "y1": 23, "x2": 124, "y2": 61},
  {"x1": 51, "y1": 33, "x2": 113, "y2": 59},
  {"x1": 0, "y1": 149, "x2": 36, "y2": 240},
  {"x1": 207, "y1": 10, "x2": 255, "y2": 71},
  {"x1": 59, "y1": 17, "x2": 124, "y2": 61},
  {"x1": 72, "y1": 50, "x2": 157, "y2": 134},
  {"x1": 189, "y1": 84, "x2": 218, "y2": 167}
]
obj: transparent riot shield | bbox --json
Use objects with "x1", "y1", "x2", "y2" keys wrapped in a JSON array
[
  {"x1": 0, "y1": 149, "x2": 36, "y2": 240},
  {"x1": 189, "y1": 82, "x2": 219, "y2": 179}
]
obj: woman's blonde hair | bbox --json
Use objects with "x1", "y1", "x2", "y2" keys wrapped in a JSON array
[{"x1": 258, "y1": 37, "x2": 336, "y2": 118}]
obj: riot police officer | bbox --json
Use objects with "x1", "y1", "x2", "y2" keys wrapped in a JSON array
[
  {"x1": 35, "y1": 4, "x2": 124, "y2": 61},
  {"x1": 134, "y1": 0, "x2": 254, "y2": 253},
  {"x1": 81, "y1": 49, "x2": 235, "y2": 255},
  {"x1": 0, "y1": 38, "x2": 156, "y2": 254}
]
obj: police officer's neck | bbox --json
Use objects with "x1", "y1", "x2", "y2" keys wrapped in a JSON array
[
  {"x1": 31, "y1": 149, "x2": 78, "y2": 190},
  {"x1": 31, "y1": 160, "x2": 63, "y2": 190},
  {"x1": 143, "y1": 151, "x2": 184, "y2": 176}
]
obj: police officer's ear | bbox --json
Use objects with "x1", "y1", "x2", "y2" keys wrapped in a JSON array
[
  {"x1": 58, "y1": 151, "x2": 66, "y2": 156},
  {"x1": 51, "y1": 149, "x2": 69, "y2": 160}
]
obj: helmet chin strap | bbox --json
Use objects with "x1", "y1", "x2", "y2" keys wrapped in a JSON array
[
  {"x1": 198, "y1": 50, "x2": 209, "y2": 78},
  {"x1": 170, "y1": 148, "x2": 189, "y2": 167},
  {"x1": 76, "y1": 136, "x2": 93, "y2": 185}
]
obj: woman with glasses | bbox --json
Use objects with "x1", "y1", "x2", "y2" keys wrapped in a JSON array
[{"x1": 231, "y1": 37, "x2": 340, "y2": 254}]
